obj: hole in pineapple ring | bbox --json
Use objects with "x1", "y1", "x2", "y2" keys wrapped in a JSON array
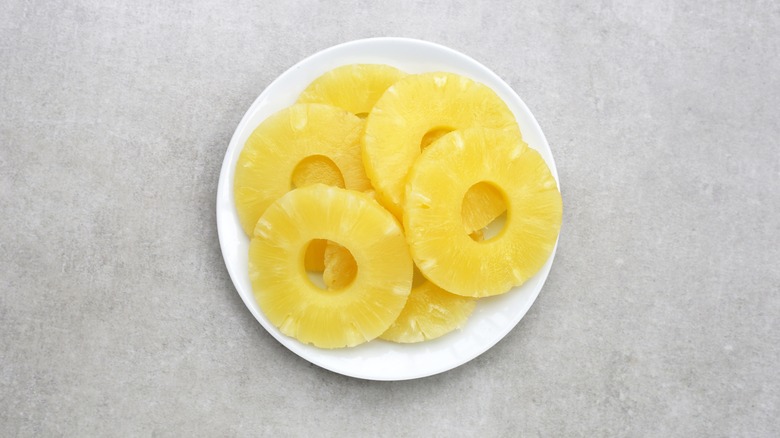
[
  {"x1": 303, "y1": 239, "x2": 358, "y2": 291},
  {"x1": 461, "y1": 181, "x2": 508, "y2": 242},
  {"x1": 355, "y1": 112, "x2": 369, "y2": 119},
  {"x1": 420, "y1": 126, "x2": 456, "y2": 150},
  {"x1": 290, "y1": 155, "x2": 345, "y2": 190}
]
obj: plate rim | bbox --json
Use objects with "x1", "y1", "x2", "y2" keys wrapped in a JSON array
[{"x1": 216, "y1": 37, "x2": 560, "y2": 381}]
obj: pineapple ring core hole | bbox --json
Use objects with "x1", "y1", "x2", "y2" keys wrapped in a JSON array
[
  {"x1": 303, "y1": 240, "x2": 358, "y2": 291},
  {"x1": 420, "y1": 126, "x2": 455, "y2": 150},
  {"x1": 291, "y1": 155, "x2": 345, "y2": 189},
  {"x1": 462, "y1": 181, "x2": 508, "y2": 242}
]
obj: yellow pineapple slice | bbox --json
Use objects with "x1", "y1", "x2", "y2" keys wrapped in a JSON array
[
  {"x1": 249, "y1": 185, "x2": 413, "y2": 349},
  {"x1": 363, "y1": 72, "x2": 521, "y2": 219},
  {"x1": 298, "y1": 64, "x2": 406, "y2": 117},
  {"x1": 323, "y1": 242, "x2": 475, "y2": 343},
  {"x1": 404, "y1": 128, "x2": 562, "y2": 297},
  {"x1": 234, "y1": 103, "x2": 371, "y2": 237}
]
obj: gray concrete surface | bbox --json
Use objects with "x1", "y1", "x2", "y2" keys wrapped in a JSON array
[{"x1": 1, "y1": 0, "x2": 778, "y2": 436}]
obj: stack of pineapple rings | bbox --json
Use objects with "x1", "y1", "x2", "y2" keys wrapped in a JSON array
[{"x1": 235, "y1": 64, "x2": 562, "y2": 349}]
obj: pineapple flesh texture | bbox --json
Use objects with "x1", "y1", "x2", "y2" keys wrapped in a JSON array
[
  {"x1": 380, "y1": 267, "x2": 475, "y2": 343},
  {"x1": 322, "y1": 241, "x2": 358, "y2": 290},
  {"x1": 324, "y1": 240, "x2": 475, "y2": 343},
  {"x1": 404, "y1": 128, "x2": 562, "y2": 298},
  {"x1": 462, "y1": 183, "x2": 506, "y2": 234},
  {"x1": 294, "y1": 157, "x2": 345, "y2": 271},
  {"x1": 249, "y1": 185, "x2": 413, "y2": 349},
  {"x1": 363, "y1": 72, "x2": 521, "y2": 219},
  {"x1": 297, "y1": 64, "x2": 406, "y2": 117},
  {"x1": 234, "y1": 103, "x2": 371, "y2": 237}
]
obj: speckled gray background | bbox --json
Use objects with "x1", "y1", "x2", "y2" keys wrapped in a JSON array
[{"x1": 1, "y1": 1, "x2": 778, "y2": 436}]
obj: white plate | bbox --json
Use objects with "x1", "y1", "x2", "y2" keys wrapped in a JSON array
[{"x1": 216, "y1": 38, "x2": 560, "y2": 381}]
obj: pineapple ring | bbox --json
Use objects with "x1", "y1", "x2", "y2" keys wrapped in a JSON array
[
  {"x1": 297, "y1": 64, "x2": 406, "y2": 116},
  {"x1": 404, "y1": 128, "x2": 562, "y2": 298},
  {"x1": 234, "y1": 103, "x2": 372, "y2": 237},
  {"x1": 363, "y1": 72, "x2": 521, "y2": 218},
  {"x1": 250, "y1": 185, "x2": 413, "y2": 349}
]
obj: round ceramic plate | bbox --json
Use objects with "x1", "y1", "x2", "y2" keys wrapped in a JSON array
[{"x1": 216, "y1": 38, "x2": 560, "y2": 381}]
